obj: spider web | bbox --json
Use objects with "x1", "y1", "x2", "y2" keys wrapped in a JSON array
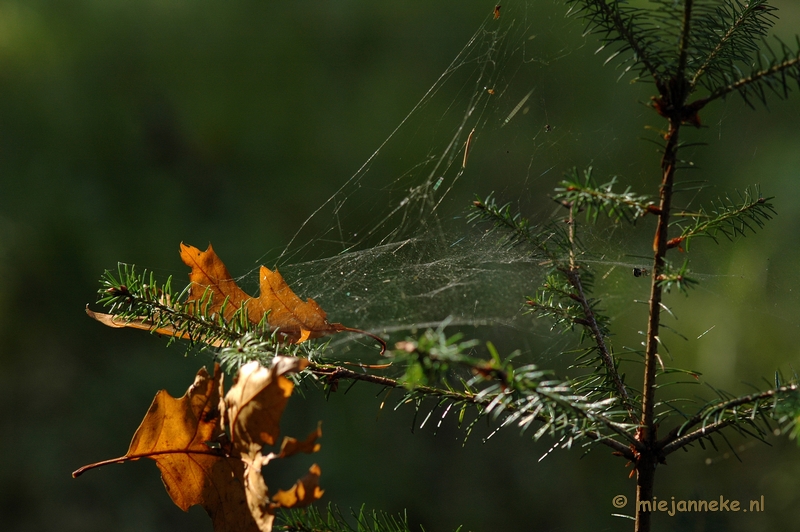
[
  {"x1": 243, "y1": 1, "x2": 583, "y2": 360},
  {"x1": 226, "y1": 0, "x2": 800, "y2": 372}
]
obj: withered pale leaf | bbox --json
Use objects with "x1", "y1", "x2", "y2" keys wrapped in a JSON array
[
  {"x1": 241, "y1": 430, "x2": 324, "y2": 531},
  {"x1": 277, "y1": 423, "x2": 323, "y2": 459},
  {"x1": 84, "y1": 307, "x2": 226, "y2": 347},
  {"x1": 241, "y1": 450, "x2": 277, "y2": 531},
  {"x1": 226, "y1": 359, "x2": 322, "y2": 531},
  {"x1": 75, "y1": 359, "x2": 323, "y2": 532},
  {"x1": 225, "y1": 358, "x2": 310, "y2": 455}
]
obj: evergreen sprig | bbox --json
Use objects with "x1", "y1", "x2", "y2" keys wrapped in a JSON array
[
  {"x1": 526, "y1": 273, "x2": 610, "y2": 343},
  {"x1": 566, "y1": 0, "x2": 669, "y2": 82},
  {"x1": 669, "y1": 186, "x2": 776, "y2": 250},
  {"x1": 391, "y1": 327, "x2": 481, "y2": 389},
  {"x1": 526, "y1": 274, "x2": 587, "y2": 334},
  {"x1": 689, "y1": 0, "x2": 779, "y2": 92},
  {"x1": 276, "y1": 504, "x2": 431, "y2": 532},
  {"x1": 568, "y1": 0, "x2": 800, "y2": 113},
  {"x1": 697, "y1": 34, "x2": 800, "y2": 109},
  {"x1": 467, "y1": 193, "x2": 570, "y2": 262},
  {"x1": 95, "y1": 263, "x2": 275, "y2": 353},
  {"x1": 554, "y1": 167, "x2": 657, "y2": 224},
  {"x1": 660, "y1": 383, "x2": 800, "y2": 456},
  {"x1": 217, "y1": 332, "x2": 304, "y2": 374},
  {"x1": 470, "y1": 183, "x2": 633, "y2": 418},
  {"x1": 656, "y1": 259, "x2": 699, "y2": 294},
  {"x1": 386, "y1": 327, "x2": 634, "y2": 450}
]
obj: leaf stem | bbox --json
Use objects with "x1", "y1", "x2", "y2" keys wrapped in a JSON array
[{"x1": 72, "y1": 448, "x2": 224, "y2": 478}]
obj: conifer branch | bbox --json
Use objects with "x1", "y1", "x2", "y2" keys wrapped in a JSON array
[
  {"x1": 562, "y1": 201, "x2": 636, "y2": 421},
  {"x1": 277, "y1": 504, "x2": 421, "y2": 532},
  {"x1": 567, "y1": 0, "x2": 663, "y2": 83},
  {"x1": 660, "y1": 419, "x2": 734, "y2": 456},
  {"x1": 308, "y1": 326, "x2": 640, "y2": 452},
  {"x1": 308, "y1": 361, "x2": 637, "y2": 455},
  {"x1": 689, "y1": 0, "x2": 777, "y2": 90},
  {"x1": 468, "y1": 194, "x2": 567, "y2": 258},
  {"x1": 91, "y1": 264, "x2": 265, "y2": 348},
  {"x1": 668, "y1": 187, "x2": 776, "y2": 250},
  {"x1": 472, "y1": 192, "x2": 636, "y2": 420},
  {"x1": 691, "y1": 48, "x2": 800, "y2": 110},
  {"x1": 554, "y1": 167, "x2": 659, "y2": 223},
  {"x1": 659, "y1": 383, "x2": 800, "y2": 455},
  {"x1": 526, "y1": 275, "x2": 587, "y2": 333},
  {"x1": 562, "y1": 267, "x2": 634, "y2": 414},
  {"x1": 307, "y1": 364, "x2": 636, "y2": 450}
]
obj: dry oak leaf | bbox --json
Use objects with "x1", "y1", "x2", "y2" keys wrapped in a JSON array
[
  {"x1": 87, "y1": 243, "x2": 386, "y2": 352},
  {"x1": 74, "y1": 358, "x2": 323, "y2": 532},
  {"x1": 226, "y1": 360, "x2": 323, "y2": 531},
  {"x1": 72, "y1": 364, "x2": 257, "y2": 532},
  {"x1": 181, "y1": 243, "x2": 385, "y2": 349}
]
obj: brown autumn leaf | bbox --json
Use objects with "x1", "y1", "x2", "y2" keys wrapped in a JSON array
[
  {"x1": 241, "y1": 434, "x2": 324, "y2": 530},
  {"x1": 74, "y1": 358, "x2": 323, "y2": 532},
  {"x1": 181, "y1": 243, "x2": 366, "y2": 344},
  {"x1": 87, "y1": 243, "x2": 386, "y2": 353}
]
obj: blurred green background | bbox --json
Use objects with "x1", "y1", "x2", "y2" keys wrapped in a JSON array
[{"x1": 2, "y1": 1, "x2": 800, "y2": 531}]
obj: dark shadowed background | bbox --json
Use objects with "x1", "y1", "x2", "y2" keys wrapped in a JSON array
[{"x1": 1, "y1": 1, "x2": 800, "y2": 531}]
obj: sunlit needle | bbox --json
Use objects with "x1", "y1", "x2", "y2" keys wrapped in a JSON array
[
  {"x1": 462, "y1": 127, "x2": 476, "y2": 168},
  {"x1": 502, "y1": 88, "x2": 534, "y2": 126}
]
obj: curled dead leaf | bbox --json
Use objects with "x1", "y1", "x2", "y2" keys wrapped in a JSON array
[
  {"x1": 84, "y1": 307, "x2": 227, "y2": 347},
  {"x1": 74, "y1": 358, "x2": 323, "y2": 532},
  {"x1": 225, "y1": 358, "x2": 310, "y2": 455}
]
